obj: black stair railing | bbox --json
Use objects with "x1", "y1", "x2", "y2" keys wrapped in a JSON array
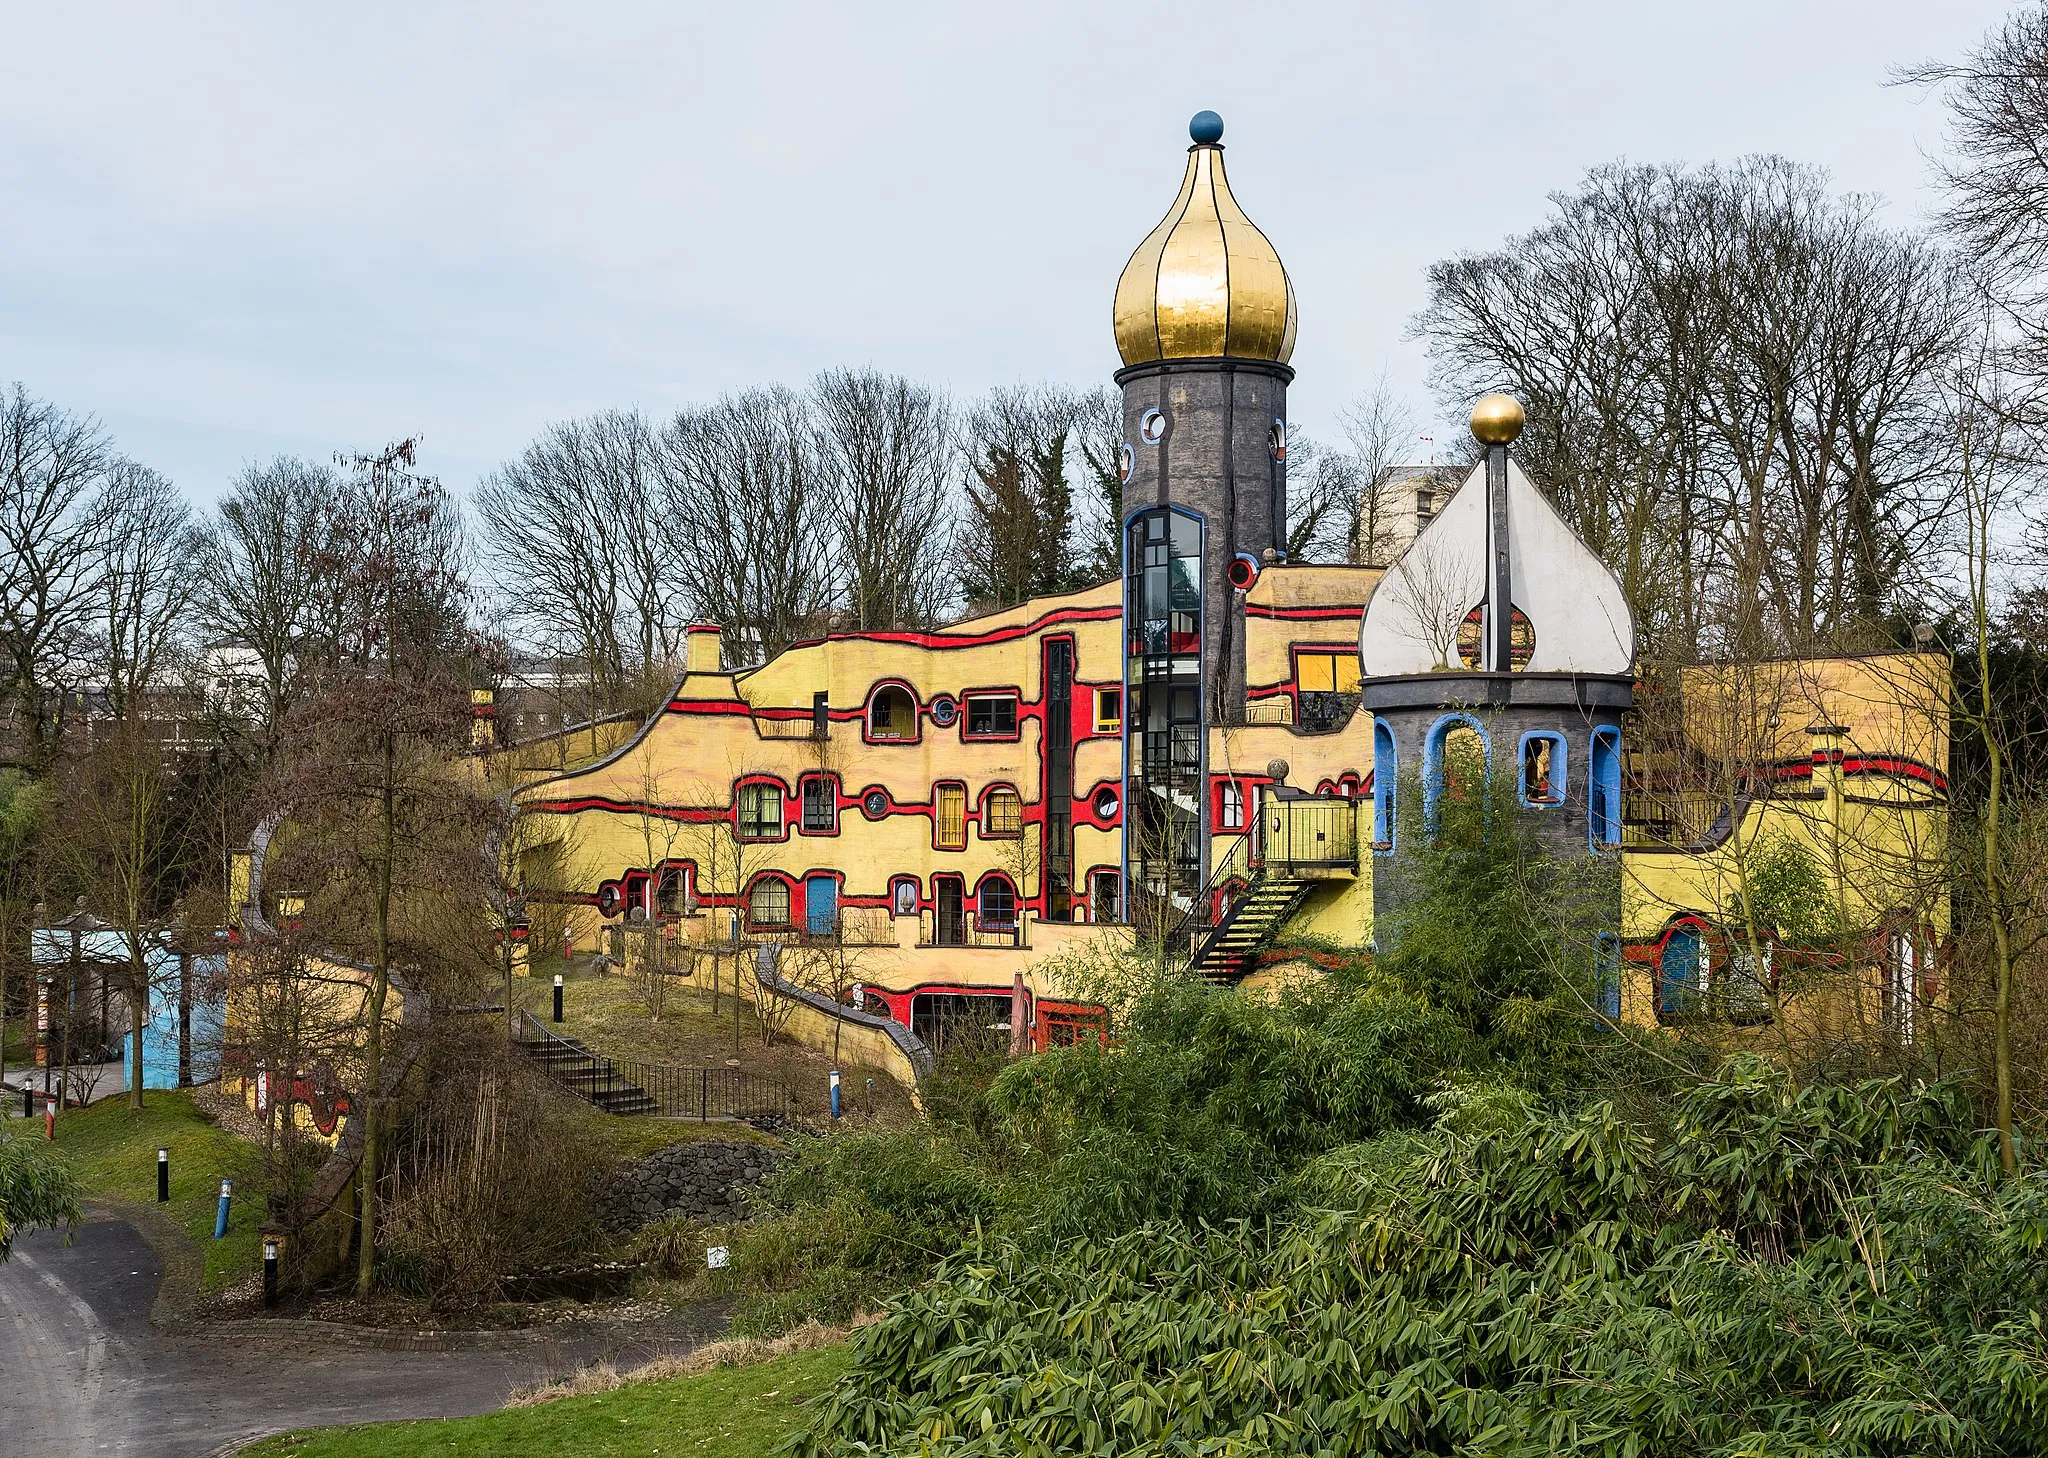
[
  {"x1": 514, "y1": 1010, "x2": 799, "y2": 1120},
  {"x1": 1165, "y1": 823, "x2": 1259, "y2": 969}
]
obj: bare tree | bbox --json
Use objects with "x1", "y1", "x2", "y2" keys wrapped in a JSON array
[
  {"x1": 474, "y1": 417, "x2": 635, "y2": 718},
  {"x1": 0, "y1": 386, "x2": 111, "y2": 765},
  {"x1": 659, "y1": 388, "x2": 833, "y2": 663},
  {"x1": 812, "y1": 369, "x2": 959, "y2": 630},
  {"x1": 52, "y1": 720, "x2": 195, "y2": 1109},
  {"x1": 1904, "y1": 7, "x2": 2048, "y2": 412},
  {"x1": 96, "y1": 463, "x2": 197, "y2": 723},
  {"x1": 1337, "y1": 372, "x2": 1422, "y2": 566},
  {"x1": 1282, "y1": 431, "x2": 1361, "y2": 563},
  {"x1": 1385, "y1": 532, "x2": 1477, "y2": 671},
  {"x1": 199, "y1": 457, "x2": 342, "y2": 744},
  {"x1": 1417, "y1": 159, "x2": 1967, "y2": 659},
  {"x1": 271, "y1": 438, "x2": 483, "y2": 1297}
]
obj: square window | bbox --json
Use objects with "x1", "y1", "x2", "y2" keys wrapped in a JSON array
[
  {"x1": 800, "y1": 776, "x2": 836, "y2": 832},
  {"x1": 737, "y1": 783, "x2": 784, "y2": 840},
  {"x1": 1095, "y1": 687, "x2": 1122, "y2": 735},
  {"x1": 1519, "y1": 733, "x2": 1567, "y2": 807},
  {"x1": 749, "y1": 879, "x2": 790, "y2": 927},
  {"x1": 934, "y1": 784, "x2": 967, "y2": 850},
  {"x1": 984, "y1": 788, "x2": 1023, "y2": 837},
  {"x1": 1090, "y1": 870, "x2": 1121, "y2": 924},
  {"x1": 965, "y1": 694, "x2": 1018, "y2": 738}
]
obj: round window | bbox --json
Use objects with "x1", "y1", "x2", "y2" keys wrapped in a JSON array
[
  {"x1": 928, "y1": 695, "x2": 957, "y2": 727},
  {"x1": 596, "y1": 884, "x2": 619, "y2": 916},
  {"x1": 1093, "y1": 786, "x2": 1121, "y2": 819},
  {"x1": 862, "y1": 789, "x2": 890, "y2": 819},
  {"x1": 893, "y1": 880, "x2": 919, "y2": 915},
  {"x1": 1118, "y1": 441, "x2": 1135, "y2": 483},
  {"x1": 1268, "y1": 418, "x2": 1286, "y2": 462},
  {"x1": 1139, "y1": 408, "x2": 1167, "y2": 445}
]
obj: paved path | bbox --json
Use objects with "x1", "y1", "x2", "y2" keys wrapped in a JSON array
[{"x1": 0, "y1": 1214, "x2": 690, "y2": 1457}]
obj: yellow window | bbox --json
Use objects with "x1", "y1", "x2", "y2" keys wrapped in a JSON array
[
  {"x1": 1095, "y1": 687, "x2": 1122, "y2": 735},
  {"x1": 1297, "y1": 652, "x2": 1360, "y2": 695},
  {"x1": 935, "y1": 784, "x2": 967, "y2": 849},
  {"x1": 984, "y1": 787, "x2": 1022, "y2": 837}
]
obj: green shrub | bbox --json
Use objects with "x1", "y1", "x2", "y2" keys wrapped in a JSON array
[
  {"x1": 717, "y1": 1128, "x2": 998, "y2": 1335},
  {"x1": 794, "y1": 1058, "x2": 2048, "y2": 1457},
  {"x1": 0, "y1": 1129, "x2": 81, "y2": 1258}
]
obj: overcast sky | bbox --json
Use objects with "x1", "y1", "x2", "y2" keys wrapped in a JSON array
[{"x1": 0, "y1": 2, "x2": 2016, "y2": 503}]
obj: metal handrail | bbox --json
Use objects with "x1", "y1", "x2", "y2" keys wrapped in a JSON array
[
  {"x1": 1164, "y1": 827, "x2": 1256, "y2": 965},
  {"x1": 514, "y1": 1010, "x2": 799, "y2": 1119}
]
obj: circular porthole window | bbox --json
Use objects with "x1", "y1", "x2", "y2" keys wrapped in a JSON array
[
  {"x1": 1093, "y1": 786, "x2": 1121, "y2": 820},
  {"x1": 1139, "y1": 408, "x2": 1167, "y2": 445},
  {"x1": 862, "y1": 789, "x2": 890, "y2": 819},
  {"x1": 928, "y1": 695, "x2": 957, "y2": 728},
  {"x1": 1268, "y1": 418, "x2": 1286, "y2": 462},
  {"x1": 596, "y1": 884, "x2": 620, "y2": 916},
  {"x1": 1118, "y1": 441, "x2": 1135, "y2": 483}
]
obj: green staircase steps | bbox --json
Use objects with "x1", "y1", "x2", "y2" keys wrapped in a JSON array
[{"x1": 1190, "y1": 877, "x2": 1310, "y2": 981}]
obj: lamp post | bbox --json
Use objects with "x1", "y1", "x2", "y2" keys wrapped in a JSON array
[{"x1": 157, "y1": 1146, "x2": 170, "y2": 1203}]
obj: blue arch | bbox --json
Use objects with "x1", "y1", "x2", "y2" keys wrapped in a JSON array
[
  {"x1": 1589, "y1": 725, "x2": 1622, "y2": 851},
  {"x1": 1372, "y1": 718, "x2": 1397, "y2": 852},
  {"x1": 1422, "y1": 713, "x2": 1490, "y2": 832}
]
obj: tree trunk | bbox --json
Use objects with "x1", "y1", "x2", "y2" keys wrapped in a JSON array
[
  {"x1": 357, "y1": 731, "x2": 395, "y2": 1296},
  {"x1": 1978, "y1": 611, "x2": 2018, "y2": 1178},
  {"x1": 128, "y1": 951, "x2": 145, "y2": 1111}
]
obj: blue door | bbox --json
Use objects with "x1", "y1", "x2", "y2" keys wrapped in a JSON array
[
  {"x1": 805, "y1": 875, "x2": 838, "y2": 937},
  {"x1": 1660, "y1": 926, "x2": 1702, "y2": 1016}
]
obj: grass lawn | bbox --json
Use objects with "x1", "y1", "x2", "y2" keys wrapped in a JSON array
[
  {"x1": 239, "y1": 1343, "x2": 851, "y2": 1458},
  {"x1": 46, "y1": 1088, "x2": 266, "y2": 1290}
]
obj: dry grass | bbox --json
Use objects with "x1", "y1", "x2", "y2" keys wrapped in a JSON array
[{"x1": 505, "y1": 1317, "x2": 870, "y2": 1407}]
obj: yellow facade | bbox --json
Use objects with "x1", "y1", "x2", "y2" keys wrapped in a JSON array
[{"x1": 512, "y1": 576, "x2": 1948, "y2": 1059}]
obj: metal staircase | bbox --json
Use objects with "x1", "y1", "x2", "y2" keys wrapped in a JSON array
[
  {"x1": 1169, "y1": 787, "x2": 1360, "y2": 984},
  {"x1": 1188, "y1": 876, "x2": 1312, "y2": 979}
]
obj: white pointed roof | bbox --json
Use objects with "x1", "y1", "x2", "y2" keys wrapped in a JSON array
[{"x1": 1359, "y1": 457, "x2": 1635, "y2": 677}]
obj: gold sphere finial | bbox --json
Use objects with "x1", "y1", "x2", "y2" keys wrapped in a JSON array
[{"x1": 1470, "y1": 393, "x2": 1526, "y2": 445}]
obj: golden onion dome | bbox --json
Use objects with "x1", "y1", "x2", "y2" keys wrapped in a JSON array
[{"x1": 1113, "y1": 111, "x2": 1297, "y2": 368}]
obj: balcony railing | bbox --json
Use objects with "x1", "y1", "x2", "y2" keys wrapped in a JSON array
[
  {"x1": 1261, "y1": 792, "x2": 1358, "y2": 872},
  {"x1": 813, "y1": 905, "x2": 899, "y2": 947},
  {"x1": 919, "y1": 910, "x2": 1028, "y2": 949},
  {"x1": 753, "y1": 715, "x2": 823, "y2": 740},
  {"x1": 1242, "y1": 697, "x2": 1294, "y2": 726}
]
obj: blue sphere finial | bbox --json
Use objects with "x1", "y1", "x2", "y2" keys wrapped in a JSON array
[{"x1": 1189, "y1": 110, "x2": 1224, "y2": 145}]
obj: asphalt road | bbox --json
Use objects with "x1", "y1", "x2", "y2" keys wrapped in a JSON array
[{"x1": 0, "y1": 1214, "x2": 687, "y2": 1458}]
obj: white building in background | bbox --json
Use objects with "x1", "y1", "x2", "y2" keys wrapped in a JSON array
[{"x1": 1357, "y1": 463, "x2": 1465, "y2": 568}]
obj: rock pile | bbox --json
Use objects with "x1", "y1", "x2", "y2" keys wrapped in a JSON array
[{"x1": 607, "y1": 1138, "x2": 790, "y2": 1230}]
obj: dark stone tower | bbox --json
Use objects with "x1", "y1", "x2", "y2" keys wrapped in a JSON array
[{"x1": 1113, "y1": 111, "x2": 1298, "y2": 925}]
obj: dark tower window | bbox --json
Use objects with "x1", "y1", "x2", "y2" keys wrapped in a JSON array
[
  {"x1": 1125, "y1": 507, "x2": 1205, "y2": 937},
  {"x1": 800, "y1": 774, "x2": 837, "y2": 832}
]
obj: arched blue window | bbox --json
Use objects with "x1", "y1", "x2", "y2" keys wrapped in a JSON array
[
  {"x1": 1518, "y1": 731, "x2": 1567, "y2": 808},
  {"x1": 1594, "y1": 932, "x2": 1622, "y2": 1021},
  {"x1": 1372, "y1": 719, "x2": 1397, "y2": 851},
  {"x1": 1422, "y1": 714, "x2": 1490, "y2": 833},
  {"x1": 1589, "y1": 726, "x2": 1622, "y2": 850},
  {"x1": 1658, "y1": 924, "x2": 1704, "y2": 1018}
]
